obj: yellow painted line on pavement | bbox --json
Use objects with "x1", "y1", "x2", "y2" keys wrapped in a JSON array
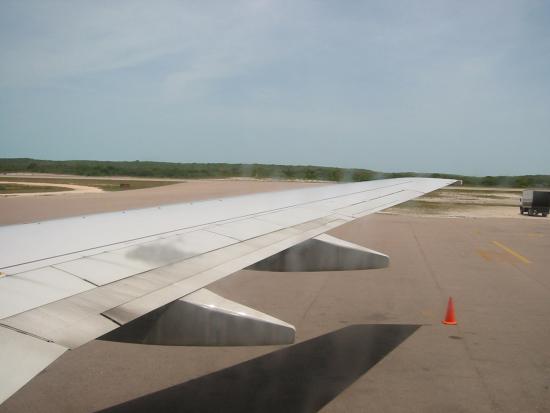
[
  {"x1": 492, "y1": 241, "x2": 531, "y2": 264},
  {"x1": 477, "y1": 250, "x2": 492, "y2": 262}
]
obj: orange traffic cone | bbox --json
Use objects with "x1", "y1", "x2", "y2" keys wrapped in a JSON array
[{"x1": 442, "y1": 297, "x2": 457, "y2": 325}]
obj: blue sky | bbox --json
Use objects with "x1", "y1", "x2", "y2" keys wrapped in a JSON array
[{"x1": 1, "y1": 0, "x2": 549, "y2": 175}]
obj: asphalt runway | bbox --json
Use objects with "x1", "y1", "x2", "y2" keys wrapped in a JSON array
[
  {"x1": 1, "y1": 182, "x2": 549, "y2": 412},
  {"x1": 0, "y1": 180, "x2": 323, "y2": 225}
]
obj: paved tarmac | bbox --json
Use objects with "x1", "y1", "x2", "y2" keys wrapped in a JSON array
[
  {"x1": 0, "y1": 180, "x2": 322, "y2": 225},
  {"x1": 1, "y1": 182, "x2": 549, "y2": 412}
]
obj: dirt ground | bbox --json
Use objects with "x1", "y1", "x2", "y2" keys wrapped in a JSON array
[
  {"x1": 387, "y1": 186, "x2": 527, "y2": 218},
  {"x1": 0, "y1": 181, "x2": 102, "y2": 197}
]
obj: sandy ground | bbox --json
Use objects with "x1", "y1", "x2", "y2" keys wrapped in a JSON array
[
  {"x1": 0, "y1": 173, "x2": 329, "y2": 183},
  {"x1": 385, "y1": 205, "x2": 523, "y2": 219},
  {"x1": 0, "y1": 173, "x2": 186, "y2": 182},
  {"x1": 1, "y1": 180, "x2": 549, "y2": 412},
  {"x1": 386, "y1": 186, "x2": 528, "y2": 219},
  {"x1": 0, "y1": 181, "x2": 103, "y2": 197}
]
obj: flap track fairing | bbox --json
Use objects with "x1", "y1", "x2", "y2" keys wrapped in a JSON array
[{"x1": 246, "y1": 234, "x2": 389, "y2": 272}]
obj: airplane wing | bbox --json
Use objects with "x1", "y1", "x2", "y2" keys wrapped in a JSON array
[{"x1": 0, "y1": 177, "x2": 455, "y2": 403}]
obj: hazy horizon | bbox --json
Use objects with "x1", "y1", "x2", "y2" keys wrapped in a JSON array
[
  {"x1": 1, "y1": 1, "x2": 549, "y2": 176},
  {"x1": 4, "y1": 157, "x2": 550, "y2": 179}
]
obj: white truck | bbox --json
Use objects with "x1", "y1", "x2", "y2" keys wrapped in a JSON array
[{"x1": 520, "y1": 190, "x2": 550, "y2": 217}]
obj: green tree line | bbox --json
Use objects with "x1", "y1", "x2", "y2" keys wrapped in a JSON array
[{"x1": 1, "y1": 158, "x2": 549, "y2": 187}]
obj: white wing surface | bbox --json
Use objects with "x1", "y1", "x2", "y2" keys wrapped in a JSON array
[{"x1": 0, "y1": 177, "x2": 454, "y2": 403}]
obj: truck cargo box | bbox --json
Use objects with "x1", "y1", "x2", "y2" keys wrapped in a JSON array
[{"x1": 521, "y1": 189, "x2": 550, "y2": 216}]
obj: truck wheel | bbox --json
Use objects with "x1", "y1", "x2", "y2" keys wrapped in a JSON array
[
  {"x1": 528, "y1": 209, "x2": 534, "y2": 216},
  {"x1": 543, "y1": 213, "x2": 548, "y2": 217},
  {"x1": 520, "y1": 207, "x2": 524, "y2": 214}
]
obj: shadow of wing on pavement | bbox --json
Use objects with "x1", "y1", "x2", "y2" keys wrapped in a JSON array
[{"x1": 98, "y1": 324, "x2": 420, "y2": 413}]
